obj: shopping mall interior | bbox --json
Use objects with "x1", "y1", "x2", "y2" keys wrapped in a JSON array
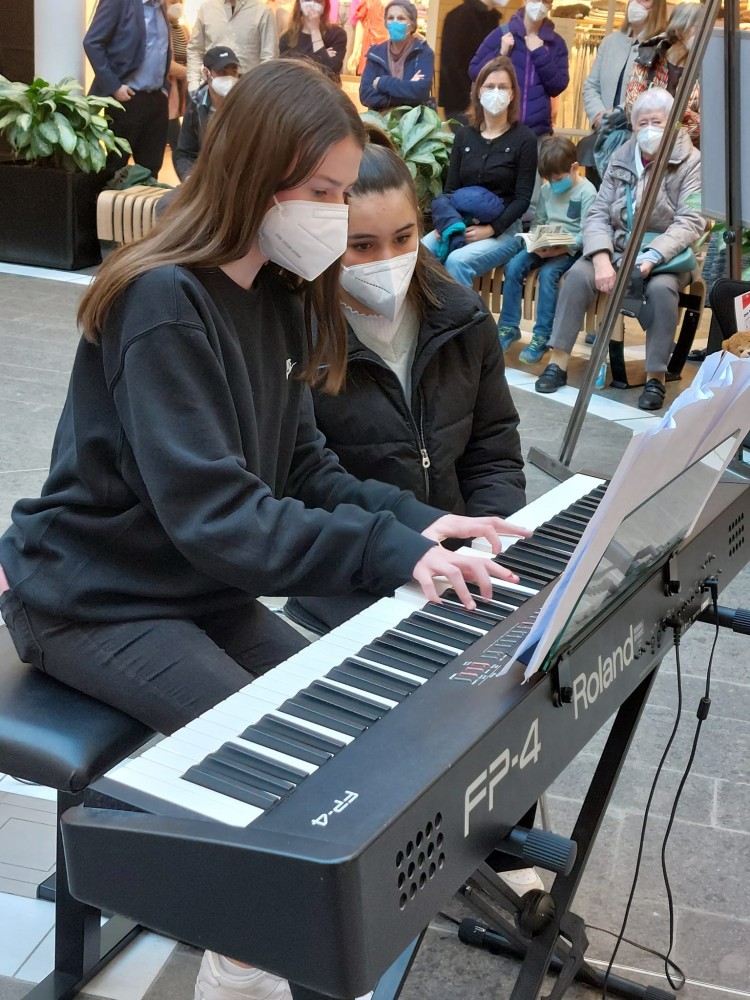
[{"x1": 0, "y1": 2, "x2": 749, "y2": 1000}]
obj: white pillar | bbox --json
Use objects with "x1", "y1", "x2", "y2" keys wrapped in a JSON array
[{"x1": 34, "y1": 0, "x2": 87, "y2": 86}]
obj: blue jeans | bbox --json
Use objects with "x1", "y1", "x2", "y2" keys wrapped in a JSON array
[
  {"x1": 499, "y1": 248, "x2": 580, "y2": 339},
  {"x1": 422, "y1": 221, "x2": 523, "y2": 287}
]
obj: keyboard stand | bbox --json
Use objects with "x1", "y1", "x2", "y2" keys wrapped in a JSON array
[
  {"x1": 290, "y1": 669, "x2": 675, "y2": 1000},
  {"x1": 457, "y1": 668, "x2": 675, "y2": 1000}
]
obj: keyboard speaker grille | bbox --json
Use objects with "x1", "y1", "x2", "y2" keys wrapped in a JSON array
[
  {"x1": 395, "y1": 812, "x2": 445, "y2": 910},
  {"x1": 728, "y1": 512, "x2": 745, "y2": 557}
]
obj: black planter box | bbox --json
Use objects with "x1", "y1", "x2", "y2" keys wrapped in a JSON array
[{"x1": 0, "y1": 163, "x2": 105, "y2": 271}]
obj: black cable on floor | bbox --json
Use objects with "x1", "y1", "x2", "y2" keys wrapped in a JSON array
[
  {"x1": 602, "y1": 620, "x2": 686, "y2": 1000},
  {"x1": 659, "y1": 586, "x2": 719, "y2": 989}
]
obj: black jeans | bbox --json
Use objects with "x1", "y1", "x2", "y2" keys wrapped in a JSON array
[
  {"x1": 0, "y1": 590, "x2": 307, "y2": 735},
  {"x1": 107, "y1": 90, "x2": 169, "y2": 178}
]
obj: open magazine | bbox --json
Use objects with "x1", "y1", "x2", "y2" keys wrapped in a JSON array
[{"x1": 518, "y1": 224, "x2": 576, "y2": 253}]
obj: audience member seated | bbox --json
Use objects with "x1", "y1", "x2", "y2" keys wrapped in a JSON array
[
  {"x1": 279, "y1": 0, "x2": 347, "y2": 82},
  {"x1": 468, "y1": 0, "x2": 569, "y2": 139},
  {"x1": 287, "y1": 142, "x2": 526, "y2": 634},
  {"x1": 173, "y1": 45, "x2": 240, "y2": 182},
  {"x1": 359, "y1": 1, "x2": 434, "y2": 111},
  {"x1": 624, "y1": 1, "x2": 701, "y2": 147},
  {"x1": 497, "y1": 135, "x2": 597, "y2": 364},
  {"x1": 422, "y1": 56, "x2": 538, "y2": 286},
  {"x1": 534, "y1": 89, "x2": 704, "y2": 412}
]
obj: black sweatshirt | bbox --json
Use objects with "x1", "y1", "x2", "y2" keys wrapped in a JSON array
[
  {"x1": 0, "y1": 265, "x2": 440, "y2": 622},
  {"x1": 445, "y1": 123, "x2": 539, "y2": 236}
]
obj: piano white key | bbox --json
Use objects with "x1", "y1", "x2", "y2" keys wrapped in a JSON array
[
  {"x1": 109, "y1": 757, "x2": 261, "y2": 827},
  {"x1": 347, "y1": 655, "x2": 427, "y2": 685},
  {"x1": 146, "y1": 732, "x2": 318, "y2": 778},
  {"x1": 319, "y1": 677, "x2": 398, "y2": 709},
  {"x1": 182, "y1": 718, "x2": 320, "y2": 778}
]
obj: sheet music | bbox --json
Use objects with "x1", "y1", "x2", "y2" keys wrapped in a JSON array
[{"x1": 518, "y1": 354, "x2": 750, "y2": 679}]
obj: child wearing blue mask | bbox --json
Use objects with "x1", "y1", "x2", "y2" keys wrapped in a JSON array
[
  {"x1": 359, "y1": 0, "x2": 435, "y2": 110},
  {"x1": 497, "y1": 135, "x2": 597, "y2": 363}
]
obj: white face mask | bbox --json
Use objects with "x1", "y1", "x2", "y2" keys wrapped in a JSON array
[
  {"x1": 340, "y1": 249, "x2": 418, "y2": 321},
  {"x1": 482, "y1": 0, "x2": 509, "y2": 7},
  {"x1": 480, "y1": 88, "x2": 511, "y2": 116},
  {"x1": 525, "y1": 1, "x2": 549, "y2": 22},
  {"x1": 301, "y1": 1, "x2": 325, "y2": 14},
  {"x1": 627, "y1": 0, "x2": 649, "y2": 24},
  {"x1": 210, "y1": 75, "x2": 237, "y2": 97},
  {"x1": 258, "y1": 198, "x2": 349, "y2": 281},
  {"x1": 636, "y1": 124, "x2": 664, "y2": 156},
  {"x1": 168, "y1": 3, "x2": 184, "y2": 18}
]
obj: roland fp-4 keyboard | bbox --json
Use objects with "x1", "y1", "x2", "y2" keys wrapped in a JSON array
[{"x1": 62, "y1": 472, "x2": 749, "y2": 998}]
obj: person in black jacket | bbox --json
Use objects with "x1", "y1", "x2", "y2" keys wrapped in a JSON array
[
  {"x1": 438, "y1": 0, "x2": 506, "y2": 127},
  {"x1": 0, "y1": 60, "x2": 529, "y2": 1000},
  {"x1": 287, "y1": 143, "x2": 526, "y2": 634},
  {"x1": 423, "y1": 56, "x2": 538, "y2": 286},
  {"x1": 279, "y1": 0, "x2": 347, "y2": 81},
  {"x1": 173, "y1": 44, "x2": 239, "y2": 181}
]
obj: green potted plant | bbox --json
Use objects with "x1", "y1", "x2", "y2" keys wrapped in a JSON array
[
  {"x1": 361, "y1": 104, "x2": 454, "y2": 215},
  {"x1": 0, "y1": 75, "x2": 131, "y2": 270}
]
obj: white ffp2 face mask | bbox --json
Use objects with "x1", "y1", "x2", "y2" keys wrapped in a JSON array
[
  {"x1": 340, "y1": 250, "x2": 418, "y2": 321},
  {"x1": 636, "y1": 125, "x2": 665, "y2": 156},
  {"x1": 210, "y1": 76, "x2": 237, "y2": 97},
  {"x1": 627, "y1": 0, "x2": 649, "y2": 24},
  {"x1": 301, "y1": 1, "x2": 325, "y2": 14},
  {"x1": 258, "y1": 198, "x2": 349, "y2": 281},
  {"x1": 525, "y1": 1, "x2": 549, "y2": 22},
  {"x1": 480, "y1": 88, "x2": 511, "y2": 116}
]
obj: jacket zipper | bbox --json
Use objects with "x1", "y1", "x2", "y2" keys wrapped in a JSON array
[
  {"x1": 417, "y1": 389, "x2": 431, "y2": 504},
  {"x1": 522, "y1": 42, "x2": 531, "y2": 125}
]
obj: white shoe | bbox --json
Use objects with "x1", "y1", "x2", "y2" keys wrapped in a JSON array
[
  {"x1": 496, "y1": 867, "x2": 545, "y2": 895},
  {"x1": 195, "y1": 952, "x2": 292, "y2": 1000}
]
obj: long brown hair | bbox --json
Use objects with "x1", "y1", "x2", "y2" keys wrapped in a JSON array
[
  {"x1": 469, "y1": 56, "x2": 520, "y2": 131},
  {"x1": 620, "y1": 0, "x2": 668, "y2": 40},
  {"x1": 77, "y1": 60, "x2": 366, "y2": 393},
  {"x1": 348, "y1": 144, "x2": 445, "y2": 317},
  {"x1": 285, "y1": 0, "x2": 332, "y2": 48}
]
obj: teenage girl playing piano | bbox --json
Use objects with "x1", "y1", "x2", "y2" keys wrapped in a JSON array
[{"x1": 0, "y1": 61, "x2": 529, "y2": 1000}]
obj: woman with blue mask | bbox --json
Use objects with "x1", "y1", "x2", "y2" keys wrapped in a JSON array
[{"x1": 359, "y1": 0, "x2": 435, "y2": 111}]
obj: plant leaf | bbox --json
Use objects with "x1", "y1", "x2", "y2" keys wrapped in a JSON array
[
  {"x1": 401, "y1": 120, "x2": 436, "y2": 156},
  {"x1": 52, "y1": 111, "x2": 78, "y2": 153},
  {"x1": 37, "y1": 119, "x2": 59, "y2": 145}
]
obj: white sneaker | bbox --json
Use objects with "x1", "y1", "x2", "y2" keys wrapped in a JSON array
[
  {"x1": 195, "y1": 952, "x2": 292, "y2": 1000},
  {"x1": 496, "y1": 867, "x2": 545, "y2": 895}
]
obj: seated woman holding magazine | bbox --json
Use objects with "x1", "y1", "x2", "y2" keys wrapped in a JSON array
[
  {"x1": 497, "y1": 135, "x2": 597, "y2": 365},
  {"x1": 534, "y1": 89, "x2": 704, "y2": 411}
]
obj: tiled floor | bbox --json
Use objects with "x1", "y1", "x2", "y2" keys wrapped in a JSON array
[{"x1": 0, "y1": 265, "x2": 748, "y2": 1000}]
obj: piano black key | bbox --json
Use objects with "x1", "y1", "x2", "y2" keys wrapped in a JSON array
[
  {"x1": 184, "y1": 758, "x2": 280, "y2": 810},
  {"x1": 338, "y1": 658, "x2": 421, "y2": 694},
  {"x1": 398, "y1": 617, "x2": 474, "y2": 649},
  {"x1": 328, "y1": 664, "x2": 411, "y2": 703},
  {"x1": 280, "y1": 697, "x2": 367, "y2": 738},
  {"x1": 536, "y1": 522, "x2": 582, "y2": 545},
  {"x1": 440, "y1": 592, "x2": 508, "y2": 623},
  {"x1": 240, "y1": 723, "x2": 333, "y2": 767},
  {"x1": 485, "y1": 584, "x2": 527, "y2": 607},
  {"x1": 360, "y1": 641, "x2": 440, "y2": 678},
  {"x1": 549, "y1": 514, "x2": 587, "y2": 535},
  {"x1": 499, "y1": 560, "x2": 556, "y2": 585},
  {"x1": 422, "y1": 603, "x2": 491, "y2": 631},
  {"x1": 308, "y1": 681, "x2": 389, "y2": 721},
  {"x1": 504, "y1": 544, "x2": 568, "y2": 573},
  {"x1": 380, "y1": 630, "x2": 453, "y2": 665},
  {"x1": 215, "y1": 741, "x2": 308, "y2": 786},
  {"x1": 253, "y1": 716, "x2": 346, "y2": 756},
  {"x1": 522, "y1": 533, "x2": 576, "y2": 558}
]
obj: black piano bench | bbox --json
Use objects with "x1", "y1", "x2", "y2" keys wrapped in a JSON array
[{"x1": 0, "y1": 625, "x2": 153, "y2": 1000}]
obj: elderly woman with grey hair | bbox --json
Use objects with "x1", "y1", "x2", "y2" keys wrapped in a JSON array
[
  {"x1": 534, "y1": 88, "x2": 704, "y2": 412},
  {"x1": 359, "y1": 0, "x2": 435, "y2": 110}
]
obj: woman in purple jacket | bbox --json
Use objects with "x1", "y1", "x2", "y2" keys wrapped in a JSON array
[{"x1": 469, "y1": 0, "x2": 569, "y2": 137}]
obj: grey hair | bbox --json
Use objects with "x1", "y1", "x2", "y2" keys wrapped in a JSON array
[
  {"x1": 631, "y1": 87, "x2": 674, "y2": 125},
  {"x1": 666, "y1": 2, "x2": 703, "y2": 42}
]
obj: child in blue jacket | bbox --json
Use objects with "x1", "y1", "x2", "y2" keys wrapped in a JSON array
[{"x1": 498, "y1": 135, "x2": 597, "y2": 363}]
